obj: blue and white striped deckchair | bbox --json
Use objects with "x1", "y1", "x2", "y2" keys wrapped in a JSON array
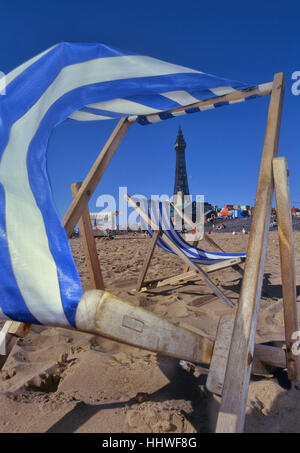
[
  {"x1": 128, "y1": 199, "x2": 246, "y2": 295},
  {"x1": 0, "y1": 42, "x2": 267, "y2": 330},
  {"x1": 147, "y1": 201, "x2": 246, "y2": 265}
]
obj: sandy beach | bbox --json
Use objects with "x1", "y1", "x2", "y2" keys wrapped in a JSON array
[{"x1": 1, "y1": 230, "x2": 300, "y2": 433}]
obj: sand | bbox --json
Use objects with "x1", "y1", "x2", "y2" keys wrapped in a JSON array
[{"x1": 0, "y1": 230, "x2": 300, "y2": 433}]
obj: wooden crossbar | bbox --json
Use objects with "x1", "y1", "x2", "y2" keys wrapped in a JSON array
[{"x1": 128, "y1": 82, "x2": 273, "y2": 123}]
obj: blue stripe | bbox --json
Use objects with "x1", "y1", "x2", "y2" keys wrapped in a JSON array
[
  {"x1": 185, "y1": 107, "x2": 201, "y2": 114},
  {"x1": 214, "y1": 101, "x2": 229, "y2": 108}
]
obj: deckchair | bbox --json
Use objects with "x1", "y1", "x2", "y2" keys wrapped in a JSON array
[
  {"x1": 127, "y1": 196, "x2": 246, "y2": 296},
  {"x1": 0, "y1": 42, "x2": 297, "y2": 433},
  {"x1": 126, "y1": 195, "x2": 246, "y2": 307}
]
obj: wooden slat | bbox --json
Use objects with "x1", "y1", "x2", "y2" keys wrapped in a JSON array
[
  {"x1": 126, "y1": 194, "x2": 234, "y2": 308},
  {"x1": 206, "y1": 315, "x2": 286, "y2": 396},
  {"x1": 136, "y1": 230, "x2": 161, "y2": 292},
  {"x1": 273, "y1": 157, "x2": 299, "y2": 380},
  {"x1": 75, "y1": 289, "x2": 214, "y2": 364},
  {"x1": 216, "y1": 72, "x2": 285, "y2": 433},
  {"x1": 71, "y1": 183, "x2": 105, "y2": 290},
  {"x1": 63, "y1": 118, "x2": 131, "y2": 237},
  {"x1": 128, "y1": 82, "x2": 273, "y2": 123}
]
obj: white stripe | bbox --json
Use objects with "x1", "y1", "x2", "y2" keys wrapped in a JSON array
[
  {"x1": 147, "y1": 115, "x2": 162, "y2": 123},
  {"x1": 229, "y1": 98, "x2": 245, "y2": 104},
  {"x1": 258, "y1": 82, "x2": 273, "y2": 93},
  {"x1": 5, "y1": 45, "x2": 57, "y2": 87},
  {"x1": 172, "y1": 110, "x2": 187, "y2": 117},
  {"x1": 210, "y1": 86, "x2": 235, "y2": 96},
  {"x1": 87, "y1": 98, "x2": 161, "y2": 115},
  {"x1": 69, "y1": 111, "x2": 112, "y2": 121},
  {"x1": 199, "y1": 104, "x2": 214, "y2": 111},
  {"x1": 127, "y1": 115, "x2": 138, "y2": 123},
  {"x1": 161, "y1": 90, "x2": 200, "y2": 106},
  {"x1": 0, "y1": 54, "x2": 199, "y2": 326}
]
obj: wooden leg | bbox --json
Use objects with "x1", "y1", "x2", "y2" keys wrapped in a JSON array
[
  {"x1": 63, "y1": 118, "x2": 131, "y2": 237},
  {"x1": 216, "y1": 72, "x2": 285, "y2": 433},
  {"x1": 184, "y1": 240, "x2": 199, "y2": 272},
  {"x1": 273, "y1": 157, "x2": 299, "y2": 381},
  {"x1": 136, "y1": 230, "x2": 161, "y2": 292},
  {"x1": 71, "y1": 183, "x2": 105, "y2": 290}
]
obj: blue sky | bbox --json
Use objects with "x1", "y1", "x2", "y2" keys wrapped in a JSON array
[{"x1": 1, "y1": 0, "x2": 299, "y2": 217}]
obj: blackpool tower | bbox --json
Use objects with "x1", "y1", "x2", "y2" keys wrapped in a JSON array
[{"x1": 173, "y1": 126, "x2": 190, "y2": 196}]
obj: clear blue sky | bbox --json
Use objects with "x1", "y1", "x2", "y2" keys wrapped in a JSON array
[{"x1": 1, "y1": 0, "x2": 299, "y2": 217}]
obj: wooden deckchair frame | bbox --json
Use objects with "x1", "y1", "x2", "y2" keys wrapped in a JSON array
[
  {"x1": 0, "y1": 72, "x2": 298, "y2": 434},
  {"x1": 126, "y1": 195, "x2": 241, "y2": 304}
]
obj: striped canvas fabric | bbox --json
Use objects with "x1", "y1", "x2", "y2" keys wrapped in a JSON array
[
  {"x1": 0, "y1": 42, "x2": 257, "y2": 328},
  {"x1": 143, "y1": 201, "x2": 246, "y2": 264}
]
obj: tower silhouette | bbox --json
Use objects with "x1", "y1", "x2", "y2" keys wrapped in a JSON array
[{"x1": 173, "y1": 126, "x2": 190, "y2": 196}]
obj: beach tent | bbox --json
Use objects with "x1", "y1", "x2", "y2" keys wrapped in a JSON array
[{"x1": 0, "y1": 42, "x2": 296, "y2": 433}]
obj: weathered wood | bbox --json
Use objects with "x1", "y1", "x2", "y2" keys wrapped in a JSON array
[
  {"x1": 136, "y1": 230, "x2": 161, "y2": 292},
  {"x1": 128, "y1": 82, "x2": 273, "y2": 123},
  {"x1": 216, "y1": 72, "x2": 285, "y2": 433},
  {"x1": 273, "y1": 157, "x2": 299, "y2": 380},
  {"x1": 75, "y1": 289, "x2": 214, "y2": 364},
  {"x1": 63, "y1": 118, "x2": 131, "y2": 237},
  {"x1": 0, "y1": 321, "x2": 31, "y2": 370},
  {"x1": 206, "y1": 315, "x2": 286, "y2": 396},
  {"x1": 126, "y1": 194, "x2": 234, "y2": 308},
  {"x1": 71, "y1": 182, "x2": 105, "y2": 290}
]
